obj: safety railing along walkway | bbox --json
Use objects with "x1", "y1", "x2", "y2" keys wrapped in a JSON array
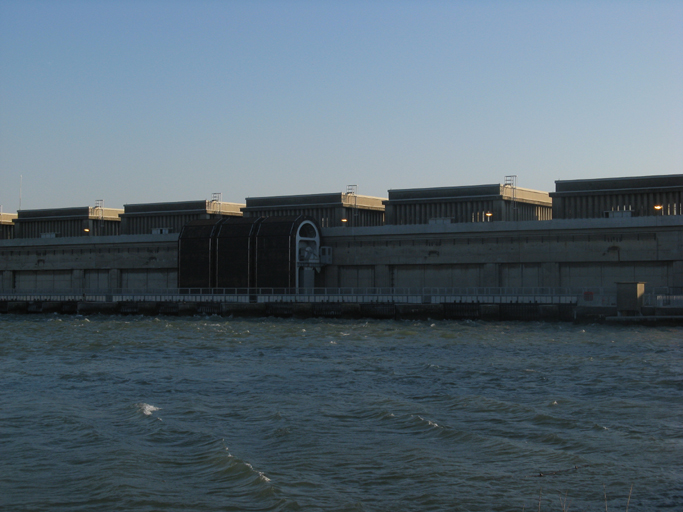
[
  {"x1": 644, "y1": 295, "x2": 683, "y2": 308},
  {"x1": 0, "y1": 286, "x2": 608, "y2": 305}
]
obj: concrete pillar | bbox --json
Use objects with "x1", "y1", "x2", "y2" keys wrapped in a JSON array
[
  {"x1": 672, "y1": 261, "x2": 683, "y2": 288},
  {"x1": 2, "y1": 270, "x2": 13, "y2": 291},
  {"x1": 374, "y1": 265, "x2": 393, "y2": 288},
  {"x1": 552, "y1": 197, "x2": 561, "y2": 219},
  {"x1": 72, "y1": 269, "x2": 85, "y2": 290},
  {"x1": 109, "y1": 269, "x2": 121, "y2": 290},
  {"x1": 481, "y1": 263, "x2": 499, "y2": 287},
  {"x1": 541, "y1": 262, "x2": 561, "y2": 287},
  {"x1": 600, "y1": 195, "x2": 605, "y2": 216},
  {"x1": 568, "y1": 197, "x2": 574, "y2": 218}
]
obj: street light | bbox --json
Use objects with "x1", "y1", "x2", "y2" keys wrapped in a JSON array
[
  {"x1": 654, "y1": 205, "x2": 663, "y2": 216},
  {"x1": 485, "y1": 212, "x2": 493, "y2": 222}
]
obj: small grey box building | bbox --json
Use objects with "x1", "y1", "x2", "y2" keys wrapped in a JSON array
[
  {"x1": 120, "y1": 200, "x2": 244, "y2": 235},
  {"x1": 551, "y1": 174, "x2": 683, "y2": 219},
  {"x1": 13, "y1": 206, "x2": 123, "y2": 239},
  {"x1": 383, "y1": 184, "x2": 552, "y2": 225},
  {"x1": 242, "y1": 192, "x2": 386, "y2": 227}
]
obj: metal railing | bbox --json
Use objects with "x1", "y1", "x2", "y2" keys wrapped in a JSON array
[
  {"x1": 0, "y1": 286, "x2": 605, "y2": 305},
  {"x1": 644, "y1": 295, "x2": 683, "y2": 308}
]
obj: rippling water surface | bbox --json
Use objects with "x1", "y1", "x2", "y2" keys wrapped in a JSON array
[{"x1": 1, "y1": 315, "x2": 681, "y2": 511}]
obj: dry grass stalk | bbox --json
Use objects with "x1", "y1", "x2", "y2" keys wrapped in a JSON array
[
  {"x1": 538, "y1": 488, "x2": 542, "y2": 512},
  {"x1": 524, "y1": 484, "x2": 634, "y2": 511},
  {"x1": 558, "y1": 490, "x2": 570, "y2": 512}
]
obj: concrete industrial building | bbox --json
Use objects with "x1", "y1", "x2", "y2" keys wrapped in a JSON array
[
  {"x1": 242, "y1": 192, "x2": 386, "y2": 227},
  {"x1": 551, "y1": 174, "x2": 683, "y2": 219},
  {"x1": 383, "y1": 184, "x2": 552, "y2": 225},
  {"x1": 120, "y1": 199, "x2": 244, "y2": 235},
  {"x1": 1, "y1": 213, "x2": 16, "y2": 240},
  {"x1": 2, "y1": 174, "x2": 683, "y2": 320},
  {"x1": 1, "y1": 215, "x2": 680, "y2": 295},
  {"x1": 13, "y1": 205, "x2": 123, "y2": 239}
]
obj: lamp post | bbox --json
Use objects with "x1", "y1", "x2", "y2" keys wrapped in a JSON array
[
  {"x1": 485, "y1": 212, "x2": 493, "y2": 222},
  {"x1": 654, "y1": 205, "x2": 663, "y2": 216}
]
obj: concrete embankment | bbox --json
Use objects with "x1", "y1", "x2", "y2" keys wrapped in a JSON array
[{"x1": 0, "y1": 300, "x2": 587, "y2": 321}]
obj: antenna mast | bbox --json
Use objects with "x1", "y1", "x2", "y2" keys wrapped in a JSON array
[
  {"x1": 504, "y1": 175, "x2": 517, "y2": 220},
  {"x1": 346, "y1": 185, "x2": 358, "y2": 227}
]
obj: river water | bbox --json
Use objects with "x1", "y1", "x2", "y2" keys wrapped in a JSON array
[{"x1": 0, "y1": 315, "x2": 681, "y2": 511}]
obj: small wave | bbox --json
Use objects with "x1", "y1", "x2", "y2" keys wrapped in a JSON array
[
  {"x1": 244, "y1": 464, "x2": 271, "y2": 483},
  {"x1": 413, "y1": 415, "x2": 440, "y2": 429},
  {"x1": 136, "y1": 403, "x2": 161, "y2": 416},
  {"x1": 421, "y1": 417, "x2": 439, "y2": 428}
]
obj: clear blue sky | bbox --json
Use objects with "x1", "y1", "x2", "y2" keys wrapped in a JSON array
[{"x1": 1, "y1": 0, "x2": 681, "y2": 210}]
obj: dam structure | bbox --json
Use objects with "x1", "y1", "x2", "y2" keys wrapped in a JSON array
[{"x1": 1, "y1": 174, "x2": 683, "y2": 321}]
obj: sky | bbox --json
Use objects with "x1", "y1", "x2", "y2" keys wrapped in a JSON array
[{"x1": 0, "y1": 0, "x2": 681, "y2": 211}]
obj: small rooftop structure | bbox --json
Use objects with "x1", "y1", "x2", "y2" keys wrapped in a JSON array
[
  {"x1": 13, "y1": 206, "x2": 123, "y2": 239},
  {"x1": 551, "y1": 174, "x2": 683, "y2": 219},
  {"x1": 120, "y1": 199, "x2": 244, "y2": 235},
  {"x1": 242, "y1": 192, "x2": 386, "y2": 227},
  {"x1": 0, "y1": 212, "x2": 17, "y2": 240},
  {"x1": 383, "y1": 184, "x2": 552, "y2": 225}
]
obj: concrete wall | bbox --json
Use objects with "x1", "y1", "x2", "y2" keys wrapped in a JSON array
[
  {"x1": 0, "y1": 234, "x2": 178, "y2": 291},
  {"x1": 319, "y1": 216, "x2": 683, "y2": 292},
  {"x1": 1, "y1": 216, "x2": 681, "y2": 294},
  {"x1": 0, "y1": 224, "x2": 13, "y2": 240}
]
